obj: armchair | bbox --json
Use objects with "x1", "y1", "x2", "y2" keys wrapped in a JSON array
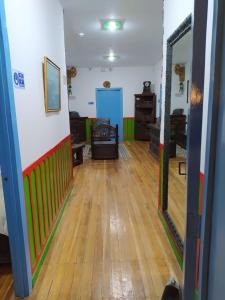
[{"x1": 91, "y1": 124, "x2": 119, "y2": 160}]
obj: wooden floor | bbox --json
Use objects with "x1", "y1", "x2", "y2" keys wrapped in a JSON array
[
  {"x1": 12, "y1": 141, "x2": 182, "y2": 300},
  {"x1": 0, "y1": 264, "x2": 13, "y2": 300},
  {"x1": 168, "y1": 155, "x2": 186, "y2": 240}
]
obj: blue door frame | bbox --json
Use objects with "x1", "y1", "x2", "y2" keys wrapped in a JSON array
[
  {"x1": 0, "y1": 1, "x2": 32, "y2": 297},
  {"x1": 198, "y1": 1, "x2": 225, "y2": 299},
  {"x1": 96, "y1": 88, "x2": 123, "y2": 141}
]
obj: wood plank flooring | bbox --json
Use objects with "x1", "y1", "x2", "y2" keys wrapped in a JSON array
[
  {"x1": 0, "y1": 264, "x2": 13, "y2": 300},
  {"x1": 12, "y1": 141, "x2": 182, "y2": 300},
  {"x1": 168, "y1": 156, "x2": 186, "y2": 240}
]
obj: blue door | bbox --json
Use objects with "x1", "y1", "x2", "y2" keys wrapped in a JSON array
[{"x1": 96, "y1": 88, "x2": 123, "y2": 141}]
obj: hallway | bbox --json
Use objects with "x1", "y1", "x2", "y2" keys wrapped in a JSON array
[{"x1": 17, "y1": 142, "x2": 181, "y2": 300}]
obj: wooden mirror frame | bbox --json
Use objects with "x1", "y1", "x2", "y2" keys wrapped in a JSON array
[{"x1": 161, "y1": 15, "x2": 192, "y2": 262}]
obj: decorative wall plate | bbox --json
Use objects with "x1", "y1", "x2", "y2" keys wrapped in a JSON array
[{"x1": 103, "y1": 81, "x2": 111, "y2": 88}]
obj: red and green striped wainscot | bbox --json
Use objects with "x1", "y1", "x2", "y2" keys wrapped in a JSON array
[
  {"x1": 22, "y1": 136, "x2": 73, "y2": 285},
  {"x1": 194, "y1": 172, "x2": 204, "y2": 300},
  {"x1": 158, "y1": 144, "x2": 164, "y2": 210},
  {"x1": 123, "y1": 117, "x2": 135, "y2": 141},
  {"x1": 86, "y1": 118, "x2": 96, "y2": 142}
]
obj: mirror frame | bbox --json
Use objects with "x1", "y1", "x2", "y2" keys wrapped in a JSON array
[{"x1": 162, "y1": 15, "x2": 192, "y2": 261}]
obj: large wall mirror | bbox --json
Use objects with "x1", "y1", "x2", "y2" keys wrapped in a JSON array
[{"x1": 162, "y1": 15, "x2": 192, "y2": 258}]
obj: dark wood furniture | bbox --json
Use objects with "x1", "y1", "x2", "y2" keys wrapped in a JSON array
[
  {"x1": 149, "y1": 123, "x2": 176, "y2": 158},
  {"x1": 69, "y1": 112, "x2": 87, "y2": 143},
  {"x1": 149, "y1": 123, "x2": 160, "y2": 157},
  {"x1": 0, "y1": 234, "x2": 11, "y2": 264},
  {"x1": 170, "y1": 114, "x2": 187, "y2": 149},
  {"x1": 72, "y1": 143, "x2": 85, "y2": 167},
  {"x1": 134, "y1": 93, "x2": 156, "y2": 140},
  {"x1": 92, "y1": 118, "x2": 110, "y2": 141},
  {"x1": 91, "y1": 124, "x2": 119, "y2": 160}
]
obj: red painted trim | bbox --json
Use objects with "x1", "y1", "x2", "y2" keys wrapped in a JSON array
[
  {"x1": 160, "y1": 143, "x2": 164, "y2": 150},
  {"x1": 30, "y1": 178, "x2": 73, "y2": 273},
  {"x1": 40, "y1": 162, "x2": 49, "y2": 234},
  {"x1": 23, "y1": 136, "x2": 73, "y2": 275},
  {"x1": 47, "y1": 157, "x2": 55, "y2": 220},
  {"x1": 195, "y1": 239, "x2": 201, "y2": 289},
  {"x1": 52, "y1": 155, "x2": 57, "y2": 216},
  {"x1": 58, "y1": 149, "x2": 63, "y2": 204},
  {"x1": 55, "y1": 150, "x2": 61, "y2": 205},
  {"x1": 52, "y1": 153, "x2": 58, "y2": 212},
  {"x1": 199, "y1": 172, "x2": 204, "y2": 216},
  {"x1": 23, "y1": 135, "x2": 71, "y2": 176},
  {"x1": 28, "y1": 174, "x2": 39, "y2": 258},
  {"x1": 44, "y1": 159, "x2": 52, "y2": 226},
  {"x1": 24, "y1": 179, "x2": 35, "y2": 269},
  {"x1": 61, "y1": 147, "x2": 65, "y2": 193},
  {"x1": 34, "y1": 168, "x2": 44, "y2": 245},
  {"x1": 70, "y1": 139, "x2": 73, "y2": 181}
]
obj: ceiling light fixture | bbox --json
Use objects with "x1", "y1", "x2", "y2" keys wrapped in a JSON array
[
  {"x1": 101, "y1": 19, "x2": 125, "y2": 32},
  {"x1": 104, "y1": 51, "x2": 120, "y2": 63},
  {"x1": 78, "y1": 32, "x2": 85, "y2": 37}
]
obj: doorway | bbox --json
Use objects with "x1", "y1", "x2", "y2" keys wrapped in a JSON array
[
  {"x1": 0, "y1": 165, "x2": 12, "y2": 298},
  {"x1": 198, "y1": 0, "x2": 225, "y2": 299},
  {"x1": 96, "y1": 88, "x2": 123, "y2": 141},
  {"x1": 0, "y1": 1, "x2": 32, "y2": 297},
  {"x1": 207, "y1": 29, "x2": 225, "y2": 298}
]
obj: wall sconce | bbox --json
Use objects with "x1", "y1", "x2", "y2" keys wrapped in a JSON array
[
  {"x1": 67, "y1": 67, "x2": 77, "y2": 96},
  {"x1": 175, "y1": 64, "x2": 185, "y2": 95}
]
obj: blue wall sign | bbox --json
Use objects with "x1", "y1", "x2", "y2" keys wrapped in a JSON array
[{"x1": 13, "y1": 70, "x2": 25, "y2": 89}]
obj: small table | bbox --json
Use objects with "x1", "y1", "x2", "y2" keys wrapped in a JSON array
[{"x1": 72, "y1": 143, "x2": 85, "y2": 167}]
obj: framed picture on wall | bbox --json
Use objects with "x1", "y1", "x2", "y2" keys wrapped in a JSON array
[{"x1": 43, "y1": 56, "x2": 61, "y2": 112}]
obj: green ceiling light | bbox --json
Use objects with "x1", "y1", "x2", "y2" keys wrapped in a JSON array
[{"x1": 101, "y1": 19, "x2": 125, "y2": 31}]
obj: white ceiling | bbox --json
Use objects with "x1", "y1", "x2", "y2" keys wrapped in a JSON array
[
  {"x1": 172, "y1": 31, "x2": 193, "y2": 65},
  {"x1": 60, "y1": 0, "x2": 163, "y2": 68}
]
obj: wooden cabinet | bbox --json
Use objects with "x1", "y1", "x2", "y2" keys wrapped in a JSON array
[
  {"x1": 70, "y1": 117, "x2": 87, "y2": 143},
  {"x1": 149, "y1": 123, "x2": 160, "y2": 157},
  {"x1": 149, "y1": 123, "x2": 176, "y2": 159},
  {"x1": 134, "y1": 93, "x2": 156, "y2": 140}
]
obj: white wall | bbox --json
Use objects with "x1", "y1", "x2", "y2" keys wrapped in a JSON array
[
  {"x1": 69, "y1": 65, "x2": 162, "y2": 118},
  {"x1": 160, "y1": 0, "x2": 194, "y2": 142},
  {"x1": 5, "y1": 0, "x2": 70, "y2": 170},
  {"x1": 200, "y1": 0, "x2": 214, "y2": 173},
  {"x1": 153, "y1": 59, "x2": 163, "y2": 118}
]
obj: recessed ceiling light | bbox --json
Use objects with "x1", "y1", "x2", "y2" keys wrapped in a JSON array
[
  {"x1": 101, "y1": 19, "x2": 125, "y2": 31},
  {"x1": 78, "y1": 32, "x2": 85, "y2": 37},
  {"x1": 104, "y1": 51, "x2": 120, "y2": 62}
]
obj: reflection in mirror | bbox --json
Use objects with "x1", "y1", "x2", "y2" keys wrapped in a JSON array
[
  {"x1": 0, "y1": 167, "x2": 8, "y2": 236},
  {"x1": 168, "y1": 31, "x2": 192, "y2": 240}
]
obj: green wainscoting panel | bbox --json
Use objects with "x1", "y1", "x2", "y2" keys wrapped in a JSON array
[
  {"x1": 23, "y1": 136, "x2": 73, "y2": 281},
  {"x1": 123, "y1": 118, "x2": 135, "y2": 141},
  {"x1": 86, "y1": 118, "x2": 95, "y2": 142}
]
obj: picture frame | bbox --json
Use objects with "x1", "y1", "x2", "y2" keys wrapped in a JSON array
[{"x1": 43, "y1": 56, "x2": 61, "y2": 112}]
